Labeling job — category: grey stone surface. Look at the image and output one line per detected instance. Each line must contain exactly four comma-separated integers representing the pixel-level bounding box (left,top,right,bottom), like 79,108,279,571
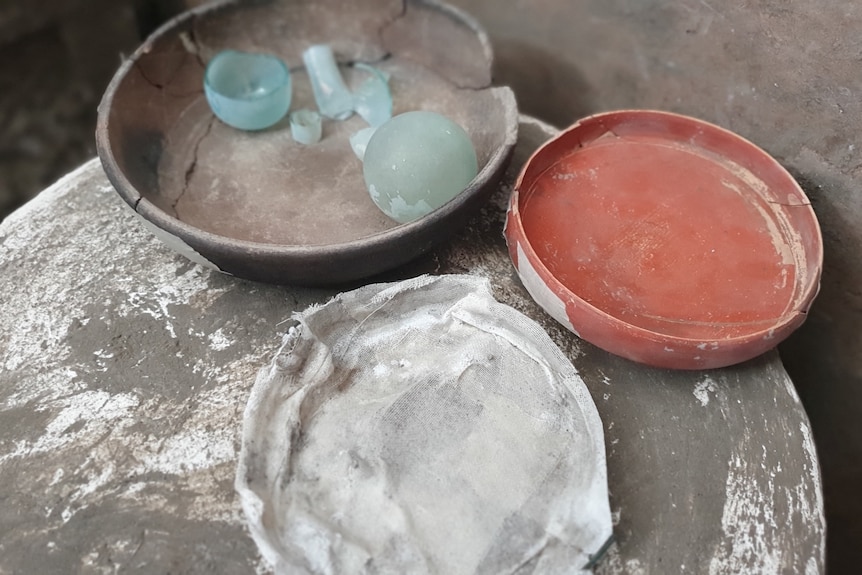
0,119,824,573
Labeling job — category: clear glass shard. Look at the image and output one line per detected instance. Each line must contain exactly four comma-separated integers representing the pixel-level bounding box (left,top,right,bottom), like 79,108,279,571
352,63,392,128
349,126,378,161
302,44,354,120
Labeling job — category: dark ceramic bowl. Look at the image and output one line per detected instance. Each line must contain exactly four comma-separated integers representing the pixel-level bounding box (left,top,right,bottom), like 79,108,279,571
506,110,823,369
97,0,517,285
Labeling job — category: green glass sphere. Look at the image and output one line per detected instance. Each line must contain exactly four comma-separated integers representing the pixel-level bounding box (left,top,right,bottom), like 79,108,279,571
363,111,478,224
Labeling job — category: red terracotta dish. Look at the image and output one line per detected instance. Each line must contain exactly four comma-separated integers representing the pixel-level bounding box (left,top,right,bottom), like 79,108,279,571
505,110,822,369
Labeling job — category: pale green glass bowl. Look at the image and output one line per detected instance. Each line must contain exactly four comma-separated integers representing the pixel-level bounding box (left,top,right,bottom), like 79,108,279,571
204,50,291,131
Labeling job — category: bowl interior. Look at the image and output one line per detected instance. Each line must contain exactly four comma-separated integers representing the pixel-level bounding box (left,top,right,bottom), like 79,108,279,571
99,0,515,254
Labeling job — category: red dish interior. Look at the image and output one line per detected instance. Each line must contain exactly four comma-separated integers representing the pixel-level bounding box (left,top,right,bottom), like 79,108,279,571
513,110,822,362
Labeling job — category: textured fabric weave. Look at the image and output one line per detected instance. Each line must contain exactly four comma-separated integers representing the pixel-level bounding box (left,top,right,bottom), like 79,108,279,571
236,275,612,574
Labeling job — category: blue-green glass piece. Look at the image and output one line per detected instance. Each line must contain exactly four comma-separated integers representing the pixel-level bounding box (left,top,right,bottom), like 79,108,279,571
204,50,291,131
290,109,322,145
352,63,392,128
303,44,353,120
363,111,478,224
349,126,377,160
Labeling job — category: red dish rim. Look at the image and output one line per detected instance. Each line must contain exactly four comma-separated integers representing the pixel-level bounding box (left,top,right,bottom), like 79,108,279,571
505,110,823,369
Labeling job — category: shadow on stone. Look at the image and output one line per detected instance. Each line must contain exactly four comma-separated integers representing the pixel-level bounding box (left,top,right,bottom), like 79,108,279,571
492,38,597,128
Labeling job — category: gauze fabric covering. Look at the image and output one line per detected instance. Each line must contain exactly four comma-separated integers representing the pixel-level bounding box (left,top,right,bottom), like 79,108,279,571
235,275,612,574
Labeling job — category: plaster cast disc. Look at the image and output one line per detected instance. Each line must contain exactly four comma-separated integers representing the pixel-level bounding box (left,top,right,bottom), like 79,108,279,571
236,274,612,574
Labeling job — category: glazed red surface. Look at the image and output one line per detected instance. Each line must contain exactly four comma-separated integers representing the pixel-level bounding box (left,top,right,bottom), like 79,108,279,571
508,111,822,368
520,135,797,340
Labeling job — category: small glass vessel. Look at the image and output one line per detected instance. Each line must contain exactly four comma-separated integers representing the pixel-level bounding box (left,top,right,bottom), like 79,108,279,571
289,109,323,145
204,50,291,131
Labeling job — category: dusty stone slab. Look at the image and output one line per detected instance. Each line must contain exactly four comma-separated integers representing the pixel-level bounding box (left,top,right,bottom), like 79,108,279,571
0,118,824,573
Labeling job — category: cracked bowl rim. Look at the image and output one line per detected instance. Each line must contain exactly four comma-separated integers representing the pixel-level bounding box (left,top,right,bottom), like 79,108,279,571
95,0,518,284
